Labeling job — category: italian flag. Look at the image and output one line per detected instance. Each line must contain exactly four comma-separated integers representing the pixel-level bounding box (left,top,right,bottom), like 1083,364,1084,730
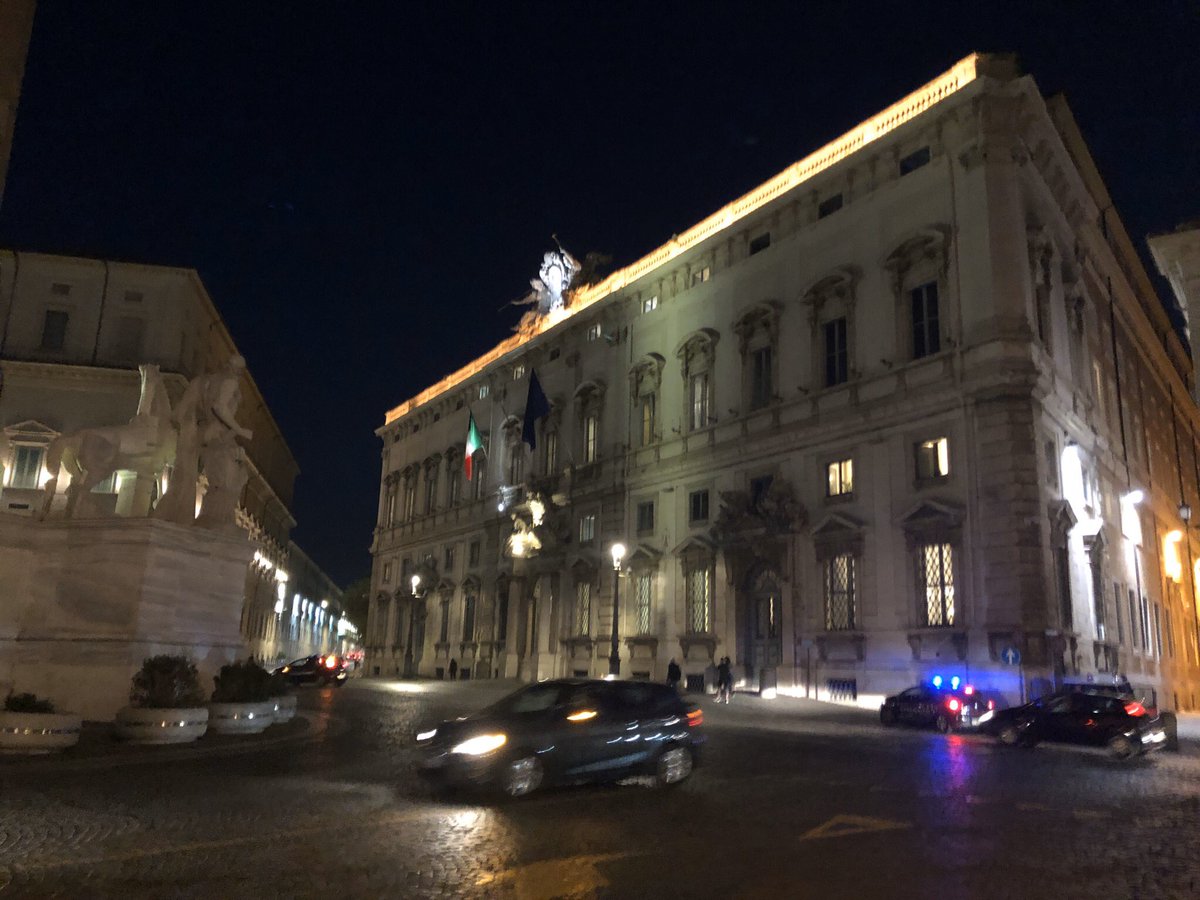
464,412,483,481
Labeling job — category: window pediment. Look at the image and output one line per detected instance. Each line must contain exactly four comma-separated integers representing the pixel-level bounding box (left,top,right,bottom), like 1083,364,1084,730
628,354,665,399
675,328,720,374
573,380,606,409
899,498,963,548
801,267,859,316
732,302,781,353
884,225,950,294
626,543,663,571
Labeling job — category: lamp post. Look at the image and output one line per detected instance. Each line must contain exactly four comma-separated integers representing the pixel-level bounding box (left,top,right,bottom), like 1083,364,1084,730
404,574,422,677
608,542,626,677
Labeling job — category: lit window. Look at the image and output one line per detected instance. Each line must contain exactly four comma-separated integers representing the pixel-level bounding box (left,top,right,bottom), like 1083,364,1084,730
639,394,656,447
826,459,853,497
635,574,653,634
691,265,711,286
919,543,955,627
586,323,602,342
824,554,857,630
636,500,655,533
916,437,949,480
575,581,591,635
478,384,490,400
583,414,598,463
686,566,711,633
899,146,931,176
642,295,659,314
9,445,44,489
513,364,526,380
579,513,596,543
749,233,771,255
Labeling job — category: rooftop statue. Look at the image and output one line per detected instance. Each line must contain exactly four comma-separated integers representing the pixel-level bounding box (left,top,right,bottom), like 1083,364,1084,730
529,247,580,315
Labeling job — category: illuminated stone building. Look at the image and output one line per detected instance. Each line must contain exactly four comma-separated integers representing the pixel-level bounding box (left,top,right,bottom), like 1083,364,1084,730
368,54,1200,711
0,250,345,665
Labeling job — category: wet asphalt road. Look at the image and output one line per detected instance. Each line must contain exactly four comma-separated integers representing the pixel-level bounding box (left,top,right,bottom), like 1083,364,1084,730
1,678,1198,899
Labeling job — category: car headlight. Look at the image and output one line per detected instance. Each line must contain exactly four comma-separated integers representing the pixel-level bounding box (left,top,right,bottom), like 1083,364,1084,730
978,710,994,724
450,733,507,756
416,728,437,742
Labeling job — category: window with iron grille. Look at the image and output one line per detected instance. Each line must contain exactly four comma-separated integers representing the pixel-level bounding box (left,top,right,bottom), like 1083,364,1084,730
824,554,857,630
575,581,591,635
686,566,711,633
911,282,940,358
463,595,476,642
826,459,853,497
635,574,653,634
636,500,655,533
824,317,848,386
919,542,955,626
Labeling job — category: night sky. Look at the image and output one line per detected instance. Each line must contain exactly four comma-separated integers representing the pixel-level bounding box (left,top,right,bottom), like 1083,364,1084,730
2,2,1197,586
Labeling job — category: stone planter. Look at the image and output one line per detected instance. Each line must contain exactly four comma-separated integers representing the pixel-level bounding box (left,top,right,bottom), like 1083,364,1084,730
271,694,298,724
207,701,275,735
116,706,209,744
0,711,84,754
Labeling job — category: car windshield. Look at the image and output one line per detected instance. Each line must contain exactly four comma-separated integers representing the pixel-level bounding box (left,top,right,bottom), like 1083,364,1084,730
287,658,311,668
482,683,568,716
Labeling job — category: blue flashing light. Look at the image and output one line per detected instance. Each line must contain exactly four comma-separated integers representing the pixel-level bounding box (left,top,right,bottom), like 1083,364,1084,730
931,675,943,688
950,676,961,690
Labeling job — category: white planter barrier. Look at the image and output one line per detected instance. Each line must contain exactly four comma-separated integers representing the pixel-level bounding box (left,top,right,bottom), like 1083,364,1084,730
0,711,83,754
115,706,209,744
208,701,275,735
272,694,297,724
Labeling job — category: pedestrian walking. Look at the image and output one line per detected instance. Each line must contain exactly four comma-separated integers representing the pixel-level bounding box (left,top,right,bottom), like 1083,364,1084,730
716,656,732,703
666,658,682,690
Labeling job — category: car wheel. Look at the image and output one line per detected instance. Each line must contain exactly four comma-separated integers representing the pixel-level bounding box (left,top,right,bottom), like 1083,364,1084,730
655,745,693,787
880,707,896,726
501,754,544,798
934,714,952,734
997,724,1021,747
1107,734,1137,762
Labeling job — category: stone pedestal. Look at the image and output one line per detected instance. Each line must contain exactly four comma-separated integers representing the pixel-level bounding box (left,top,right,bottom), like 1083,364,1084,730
0,512,253,720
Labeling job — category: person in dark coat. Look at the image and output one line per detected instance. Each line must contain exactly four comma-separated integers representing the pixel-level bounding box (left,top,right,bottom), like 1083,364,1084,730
448,658,458,680
666,658,682,689
716,657,732,703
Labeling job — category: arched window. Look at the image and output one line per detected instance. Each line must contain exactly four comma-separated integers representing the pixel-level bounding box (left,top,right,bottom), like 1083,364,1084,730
573,381,606,465
884,227,950,362
676,329,720,432
732,304,780,410
628,354,665,447
802,268,858,389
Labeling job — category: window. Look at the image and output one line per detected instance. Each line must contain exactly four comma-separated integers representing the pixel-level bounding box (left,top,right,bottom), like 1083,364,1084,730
689,489,710,523
919,542,955,626
508,445,524,484
586,323,602,342
579,513,596,543
115,316,145,359
826,459,853,497
439,598,450,643
818,194,843,218
447,466,461,506
1141,595,1151,655
424,466,438,513
468,540,481,567
583,413,598,463
575,581,591,635
749,233,771,255
750,346,773,409
478,384,490,400
824,554,857,630
512,364,526,380
548,348,560,361
9,445,44,489
639,394,656,447
40,310,68,351
1113,582,1125,645
916,437,949,480
382,561,392,584
689,372,710,431
443,546,455,571
1127,589,1139,651
635,574,653,634
911,281,940,358
403,477,417,519
50,282,71,296
384,486,397,526
823,317,848,386
642,295,659,314
463,595,477,642
686,566,711,633
899,146,931,176
691,265,711,286
636,500,655,533
543,430,558,473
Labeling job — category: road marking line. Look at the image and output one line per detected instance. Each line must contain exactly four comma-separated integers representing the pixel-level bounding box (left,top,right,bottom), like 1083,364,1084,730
799,814,910,841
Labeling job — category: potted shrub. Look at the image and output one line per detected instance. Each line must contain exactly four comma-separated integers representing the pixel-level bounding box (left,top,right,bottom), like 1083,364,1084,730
115,655,209,744
208,659,276,735
0,692,83,754
268,671,297,724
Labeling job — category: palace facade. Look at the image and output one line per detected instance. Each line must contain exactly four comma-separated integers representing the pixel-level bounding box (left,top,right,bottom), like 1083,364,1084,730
367,54,1200,711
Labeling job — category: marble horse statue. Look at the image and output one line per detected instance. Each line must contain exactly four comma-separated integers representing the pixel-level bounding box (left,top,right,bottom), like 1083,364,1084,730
39,364,175,519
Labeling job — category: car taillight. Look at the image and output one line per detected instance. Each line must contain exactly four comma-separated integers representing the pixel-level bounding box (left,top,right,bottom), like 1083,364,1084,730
946,698,961,712
324,656,339,669
1124,701,1146,717
687,708,703,727
987,700,995,710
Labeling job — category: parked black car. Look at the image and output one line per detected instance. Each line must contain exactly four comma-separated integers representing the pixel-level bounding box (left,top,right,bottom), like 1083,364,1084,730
879,682,995,732
416,678,704,797
983,690,1167,760
273,654,348,687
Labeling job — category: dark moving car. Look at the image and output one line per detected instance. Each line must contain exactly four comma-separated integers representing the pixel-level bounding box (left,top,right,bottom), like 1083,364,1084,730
416,678,704,797
984,690,1167,760
274,654,348,687
880,681,994,732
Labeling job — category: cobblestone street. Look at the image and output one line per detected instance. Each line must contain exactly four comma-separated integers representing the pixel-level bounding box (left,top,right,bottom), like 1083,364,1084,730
2,680,1199,899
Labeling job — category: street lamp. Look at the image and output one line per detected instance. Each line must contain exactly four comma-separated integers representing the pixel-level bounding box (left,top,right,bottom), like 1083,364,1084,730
608,542,626,678
404,574,422,677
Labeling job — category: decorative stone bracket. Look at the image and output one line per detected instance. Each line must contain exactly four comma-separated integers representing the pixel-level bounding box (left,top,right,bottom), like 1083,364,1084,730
907,630,968,661
678,633,719,660
815,632,865,662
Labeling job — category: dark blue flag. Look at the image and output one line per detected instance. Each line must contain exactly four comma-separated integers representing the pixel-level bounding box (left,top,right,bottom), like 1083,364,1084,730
522,369,551,449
